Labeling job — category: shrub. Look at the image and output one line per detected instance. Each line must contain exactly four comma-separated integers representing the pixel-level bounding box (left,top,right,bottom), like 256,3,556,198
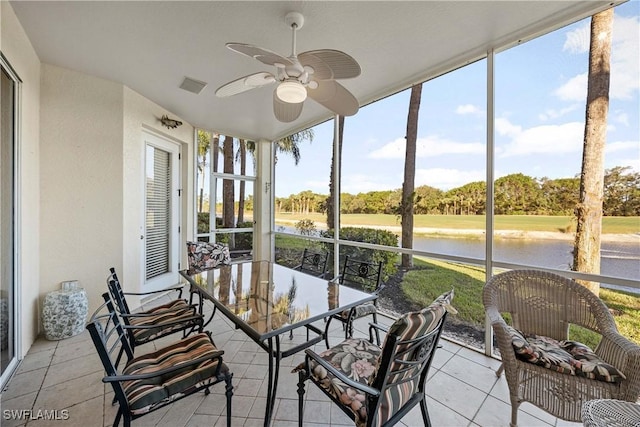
295,219,317,236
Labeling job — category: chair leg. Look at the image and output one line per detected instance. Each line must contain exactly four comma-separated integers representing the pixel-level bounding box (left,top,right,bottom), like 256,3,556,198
420,395,432,427
297,370,307,427
112,408,123,427
371,312,380,345
509,396,520,427
225,373,234,427
496,362,504,377
324,317,334,348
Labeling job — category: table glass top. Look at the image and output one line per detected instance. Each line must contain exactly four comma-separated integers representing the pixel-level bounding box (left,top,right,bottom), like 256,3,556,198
183,261,374,337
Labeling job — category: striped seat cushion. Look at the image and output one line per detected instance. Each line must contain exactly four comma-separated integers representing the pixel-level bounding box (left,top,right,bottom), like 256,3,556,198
122,333,228,415
129,299,200,344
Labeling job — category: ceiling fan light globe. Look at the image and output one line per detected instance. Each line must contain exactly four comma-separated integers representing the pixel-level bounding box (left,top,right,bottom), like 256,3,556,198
276,80,307,103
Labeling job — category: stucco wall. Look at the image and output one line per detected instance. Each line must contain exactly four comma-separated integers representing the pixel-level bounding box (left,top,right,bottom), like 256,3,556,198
3,2,196,354
121,88,194,306
1,1,42,355
40,64,124,316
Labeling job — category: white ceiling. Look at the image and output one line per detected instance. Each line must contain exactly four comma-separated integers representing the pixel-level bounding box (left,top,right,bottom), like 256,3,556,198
10,1,621,141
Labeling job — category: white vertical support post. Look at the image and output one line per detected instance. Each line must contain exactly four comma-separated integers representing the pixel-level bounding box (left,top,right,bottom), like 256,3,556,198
333,115,341,278
485,49,496,356
254,138,274,261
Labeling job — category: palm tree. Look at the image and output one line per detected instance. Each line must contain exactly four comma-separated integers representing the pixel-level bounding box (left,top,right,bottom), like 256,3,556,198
222,135,235,230
196,130,211,213
573,8,614,296
237,139,247,223
327,116,344,230
275,129,314,165
401,84,422,268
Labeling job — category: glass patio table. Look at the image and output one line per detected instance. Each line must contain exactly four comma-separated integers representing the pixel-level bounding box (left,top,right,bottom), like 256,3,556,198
179,260,376,427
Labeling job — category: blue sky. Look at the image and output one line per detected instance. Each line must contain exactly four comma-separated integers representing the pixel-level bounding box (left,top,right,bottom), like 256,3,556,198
274,2,639,198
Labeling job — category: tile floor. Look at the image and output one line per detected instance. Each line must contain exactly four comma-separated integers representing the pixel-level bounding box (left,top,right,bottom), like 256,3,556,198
1,291,584,427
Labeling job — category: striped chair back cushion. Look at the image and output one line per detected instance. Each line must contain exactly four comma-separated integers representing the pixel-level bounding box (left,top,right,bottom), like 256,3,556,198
373,289,454,427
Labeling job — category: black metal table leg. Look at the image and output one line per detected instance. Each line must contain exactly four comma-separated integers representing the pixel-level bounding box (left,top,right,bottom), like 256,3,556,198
264,336,282,427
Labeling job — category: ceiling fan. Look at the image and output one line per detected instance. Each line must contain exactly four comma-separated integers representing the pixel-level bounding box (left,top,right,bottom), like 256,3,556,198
215,12,361,123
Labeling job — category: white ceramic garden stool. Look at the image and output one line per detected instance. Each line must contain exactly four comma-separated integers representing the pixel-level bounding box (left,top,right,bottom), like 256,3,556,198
42,283,89,340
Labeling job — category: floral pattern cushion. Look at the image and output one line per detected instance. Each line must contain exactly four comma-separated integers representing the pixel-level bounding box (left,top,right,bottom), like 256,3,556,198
292,338,381,425
562,340,626,383
186,241,230,273
505,325,626,383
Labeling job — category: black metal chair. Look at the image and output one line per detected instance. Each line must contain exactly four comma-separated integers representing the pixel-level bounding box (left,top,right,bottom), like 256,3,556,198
87,293,233,427
293,248,329,278
106,267,204,357
324,256,384,347
296,290,454,427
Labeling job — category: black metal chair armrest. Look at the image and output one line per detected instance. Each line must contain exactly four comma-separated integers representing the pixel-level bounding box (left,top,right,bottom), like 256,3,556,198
368,322,389,343
102,352,225,383
304,349,380,397
123,286,184,299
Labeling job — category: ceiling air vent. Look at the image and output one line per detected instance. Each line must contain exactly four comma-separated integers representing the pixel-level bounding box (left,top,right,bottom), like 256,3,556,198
179,77,208,94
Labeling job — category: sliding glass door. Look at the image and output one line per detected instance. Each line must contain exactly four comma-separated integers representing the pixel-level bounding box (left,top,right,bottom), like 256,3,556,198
0,55,19,387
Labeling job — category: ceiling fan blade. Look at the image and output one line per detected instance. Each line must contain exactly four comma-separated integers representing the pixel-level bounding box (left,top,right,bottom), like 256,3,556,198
226,43,294,67
298,49,361,80
273,89,303,122
307,80,359,116
215,72,276,98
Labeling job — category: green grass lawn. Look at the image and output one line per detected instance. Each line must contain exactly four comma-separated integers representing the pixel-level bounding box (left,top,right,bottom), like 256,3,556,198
275,212,640,234
405,256,640,348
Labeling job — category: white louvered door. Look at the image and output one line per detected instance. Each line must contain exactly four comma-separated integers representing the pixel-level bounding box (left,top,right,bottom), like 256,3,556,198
143,132,180,292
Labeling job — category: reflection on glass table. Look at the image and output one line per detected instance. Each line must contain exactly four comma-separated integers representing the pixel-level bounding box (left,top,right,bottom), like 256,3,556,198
180,260,375,427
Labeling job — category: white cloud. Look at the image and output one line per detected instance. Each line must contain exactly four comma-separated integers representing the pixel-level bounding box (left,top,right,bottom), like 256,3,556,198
611,15,640,100
606,140,639,154
556,14,640,102
368,136,484,159
606,157,640,172
538,104,580,121
456,104,484,115
563,23,590,53
613,111,629,126
415,168,485,190
341,173,397,194
495,117,522,137
554,72,587,102
498,118,584,157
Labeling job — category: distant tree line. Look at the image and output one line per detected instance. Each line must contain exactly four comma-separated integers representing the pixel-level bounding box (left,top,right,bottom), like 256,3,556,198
275,166,639,216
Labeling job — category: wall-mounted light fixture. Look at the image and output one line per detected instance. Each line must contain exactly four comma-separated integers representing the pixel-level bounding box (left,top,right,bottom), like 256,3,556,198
160,115,183,129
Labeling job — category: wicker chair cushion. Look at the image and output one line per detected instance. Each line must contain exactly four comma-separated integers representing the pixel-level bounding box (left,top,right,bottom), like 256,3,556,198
505,325,626,383
293,338,382,425
123,333,228,415
129,300,199,344
186,241,230,273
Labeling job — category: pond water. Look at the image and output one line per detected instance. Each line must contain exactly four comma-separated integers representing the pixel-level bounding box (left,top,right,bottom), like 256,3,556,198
411,236,639,283
276,224,640,285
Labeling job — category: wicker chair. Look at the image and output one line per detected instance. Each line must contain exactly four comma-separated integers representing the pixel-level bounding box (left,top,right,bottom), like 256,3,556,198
483,269,640,427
